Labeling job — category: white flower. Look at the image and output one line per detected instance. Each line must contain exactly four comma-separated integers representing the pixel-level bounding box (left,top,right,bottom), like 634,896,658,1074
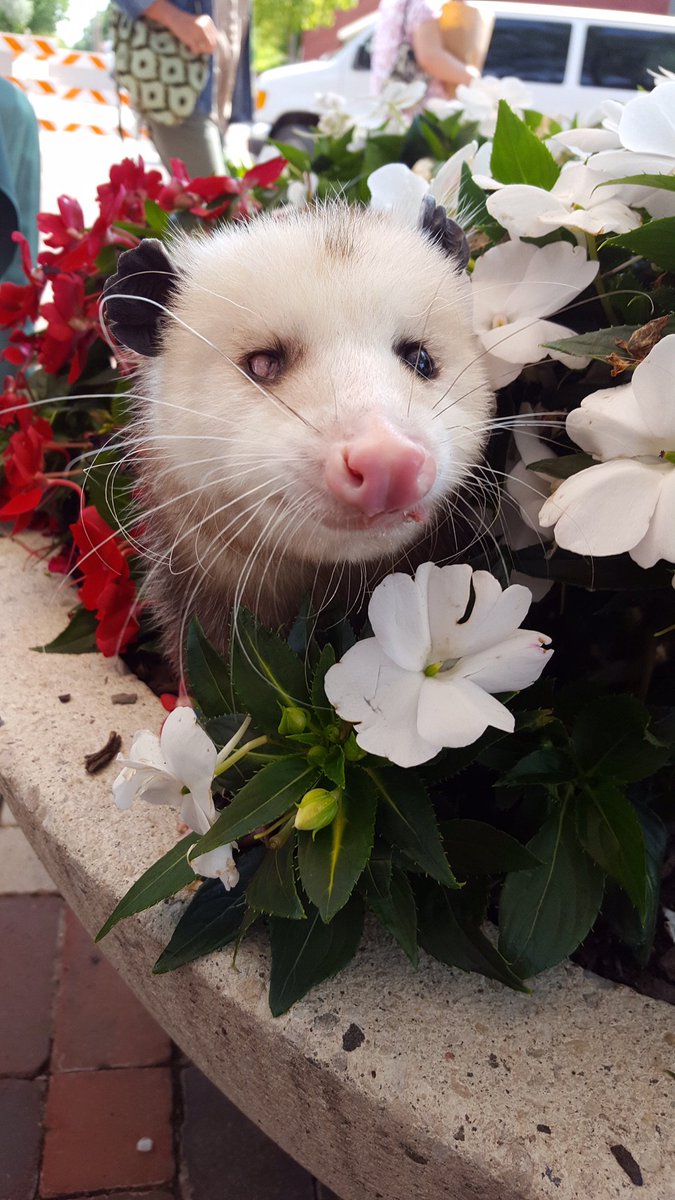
316,93,353,140
368,141,479,225
112,707,238,887
286,173,318,208
455,75,533,138
486,162,640,239
538,334,675,574
470,239,599,388
324,563,552,768
504,407,556,548
586,83,675,211
189,843,239,891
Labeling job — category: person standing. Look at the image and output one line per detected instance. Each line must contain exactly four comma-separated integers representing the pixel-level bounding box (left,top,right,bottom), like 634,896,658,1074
112,0,249,176
371,0,479,101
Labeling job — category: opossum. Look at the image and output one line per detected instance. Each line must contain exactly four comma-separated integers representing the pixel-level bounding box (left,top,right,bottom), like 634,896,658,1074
104,199,494,663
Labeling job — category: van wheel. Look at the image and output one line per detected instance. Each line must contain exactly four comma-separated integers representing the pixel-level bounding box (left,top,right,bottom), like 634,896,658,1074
269,121,316,155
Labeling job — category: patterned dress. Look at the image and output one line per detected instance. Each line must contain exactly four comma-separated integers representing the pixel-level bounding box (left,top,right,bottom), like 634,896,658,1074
370,0,446,98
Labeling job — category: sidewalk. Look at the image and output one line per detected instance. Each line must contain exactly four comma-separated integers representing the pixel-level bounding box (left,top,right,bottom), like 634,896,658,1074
0,798,340,1200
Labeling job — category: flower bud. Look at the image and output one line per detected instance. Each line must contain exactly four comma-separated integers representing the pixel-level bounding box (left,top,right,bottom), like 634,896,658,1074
307,744,327,767
278,706,308,736
294,788,340,833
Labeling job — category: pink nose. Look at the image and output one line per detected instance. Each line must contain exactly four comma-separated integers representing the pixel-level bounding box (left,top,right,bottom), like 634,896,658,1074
325,415,436,517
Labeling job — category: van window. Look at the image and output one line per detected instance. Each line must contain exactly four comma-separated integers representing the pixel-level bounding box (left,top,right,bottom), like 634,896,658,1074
483,18,571,84
581,26,675,90
352,34,372,72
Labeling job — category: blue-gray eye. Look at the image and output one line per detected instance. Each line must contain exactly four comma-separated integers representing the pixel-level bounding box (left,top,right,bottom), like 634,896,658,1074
398,342,435,379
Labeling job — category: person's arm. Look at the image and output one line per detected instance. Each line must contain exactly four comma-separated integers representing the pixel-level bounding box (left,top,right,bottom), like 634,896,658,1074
115,0,219,54
412,19,479,87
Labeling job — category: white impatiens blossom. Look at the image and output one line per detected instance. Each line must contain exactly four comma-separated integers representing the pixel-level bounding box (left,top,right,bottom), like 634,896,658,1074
486,162,640,239
539,334,675,575
324,563,552,768
454,75,533,137
368,140,479,223
470,239,599,388
112,707,238,888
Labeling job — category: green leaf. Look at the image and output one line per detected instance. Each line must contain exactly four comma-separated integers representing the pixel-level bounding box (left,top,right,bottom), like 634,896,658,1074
35,607,98,654
153,876,246,973
498,747,576,788
457,161,504,241
186,618,233,717
604,173,675,193
311,644,336,725
96,833,199,941
490,100,560,189
542,325,641,362
268,895,364,1015
246,834,305,919
368,867,418,965
298,771,376,922
498,804,604,977
321,745,345,789
360,842,393,900
369,767,459,888
419,880,528,991
192,756,319,853
576,784,647,918
605,217,675,271
85,448,133,530
144,198,170,237
231,608,309,735
441,819,542,876
572,695,669,783
527,453,595,480
271,140,312,172
606,807,667,966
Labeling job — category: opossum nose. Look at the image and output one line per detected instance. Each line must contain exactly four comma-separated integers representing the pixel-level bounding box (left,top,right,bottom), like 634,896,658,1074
325,421,436,517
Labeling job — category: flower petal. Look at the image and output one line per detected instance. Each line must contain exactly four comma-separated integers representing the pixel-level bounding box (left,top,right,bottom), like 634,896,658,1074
631,334,675,445
486,185,569,240
367,163,428,225
119,729,167,772
417,674,514,748
565,383,651,458
424,562,473,662
618,82,675,158
509,242,598,321
190,844,239,889
539,459,665,556
160,707,217,796
368,569,431,671
455,628,553,693
325,639,437,767
448,572,533,658
629,466,675,569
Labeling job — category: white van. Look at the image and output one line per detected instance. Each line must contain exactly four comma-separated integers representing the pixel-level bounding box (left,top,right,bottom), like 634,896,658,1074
252,2,675,146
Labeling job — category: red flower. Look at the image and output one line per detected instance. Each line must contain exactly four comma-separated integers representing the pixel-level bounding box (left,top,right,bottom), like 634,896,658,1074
98,157,163,226
0,233,46,327
70,506,140,655
0,375,29,428
39,275,100,383
157,156,287,221
0,409,52,523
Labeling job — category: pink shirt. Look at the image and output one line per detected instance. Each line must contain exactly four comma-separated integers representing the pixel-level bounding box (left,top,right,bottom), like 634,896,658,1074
370,0,445,96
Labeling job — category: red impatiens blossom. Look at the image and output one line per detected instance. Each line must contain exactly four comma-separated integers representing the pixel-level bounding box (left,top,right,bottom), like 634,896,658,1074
38,274,101,383
0,409,53,523
0,234,46,328
0,375,29,428
157,156,287,221
98,157,164,226
70,505,140,656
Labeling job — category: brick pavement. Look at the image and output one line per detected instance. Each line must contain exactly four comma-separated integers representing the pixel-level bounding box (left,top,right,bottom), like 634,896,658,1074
0,797,342,1200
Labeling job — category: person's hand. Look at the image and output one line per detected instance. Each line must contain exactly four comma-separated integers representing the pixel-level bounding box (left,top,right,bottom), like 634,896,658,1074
173,12,219,54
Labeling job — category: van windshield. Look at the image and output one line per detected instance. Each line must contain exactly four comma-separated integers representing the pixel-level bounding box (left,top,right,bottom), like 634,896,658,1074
483,17,571,83
582,25,675,90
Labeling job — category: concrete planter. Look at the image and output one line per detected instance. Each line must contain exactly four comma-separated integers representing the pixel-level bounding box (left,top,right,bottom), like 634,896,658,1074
1,535,673,1200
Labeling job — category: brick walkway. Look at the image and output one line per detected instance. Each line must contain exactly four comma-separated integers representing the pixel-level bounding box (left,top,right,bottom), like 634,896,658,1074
0,798,340,1200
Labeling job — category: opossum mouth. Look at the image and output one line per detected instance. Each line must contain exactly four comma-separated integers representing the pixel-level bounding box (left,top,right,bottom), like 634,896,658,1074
321,504,430,533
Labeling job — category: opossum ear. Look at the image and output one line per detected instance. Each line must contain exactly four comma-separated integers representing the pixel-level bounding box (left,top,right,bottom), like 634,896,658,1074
419,195,470,271
103,238,177,356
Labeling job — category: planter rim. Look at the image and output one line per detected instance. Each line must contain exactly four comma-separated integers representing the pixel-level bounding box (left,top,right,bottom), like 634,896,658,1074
0,534,672,1200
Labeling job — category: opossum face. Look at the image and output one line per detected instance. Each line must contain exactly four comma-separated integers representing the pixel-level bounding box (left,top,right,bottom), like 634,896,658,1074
107,205,493,576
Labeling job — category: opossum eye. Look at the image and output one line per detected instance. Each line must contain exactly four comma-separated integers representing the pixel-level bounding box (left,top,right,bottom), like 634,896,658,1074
247,351,282,381
397,342,435,379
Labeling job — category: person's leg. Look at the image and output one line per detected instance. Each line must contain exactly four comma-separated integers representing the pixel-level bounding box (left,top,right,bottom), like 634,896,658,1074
145,112,224,176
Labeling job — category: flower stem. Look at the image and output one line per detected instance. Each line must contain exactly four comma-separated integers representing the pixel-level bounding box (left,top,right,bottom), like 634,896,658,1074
213,735,268,778
586,234,617,326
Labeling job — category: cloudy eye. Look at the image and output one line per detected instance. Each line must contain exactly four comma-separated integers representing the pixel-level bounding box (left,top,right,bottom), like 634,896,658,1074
397,342,436,379
247,351,281,381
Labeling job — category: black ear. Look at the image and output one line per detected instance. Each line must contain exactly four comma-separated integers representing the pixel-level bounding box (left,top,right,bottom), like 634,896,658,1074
103,238,178,356
419,195,470,272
